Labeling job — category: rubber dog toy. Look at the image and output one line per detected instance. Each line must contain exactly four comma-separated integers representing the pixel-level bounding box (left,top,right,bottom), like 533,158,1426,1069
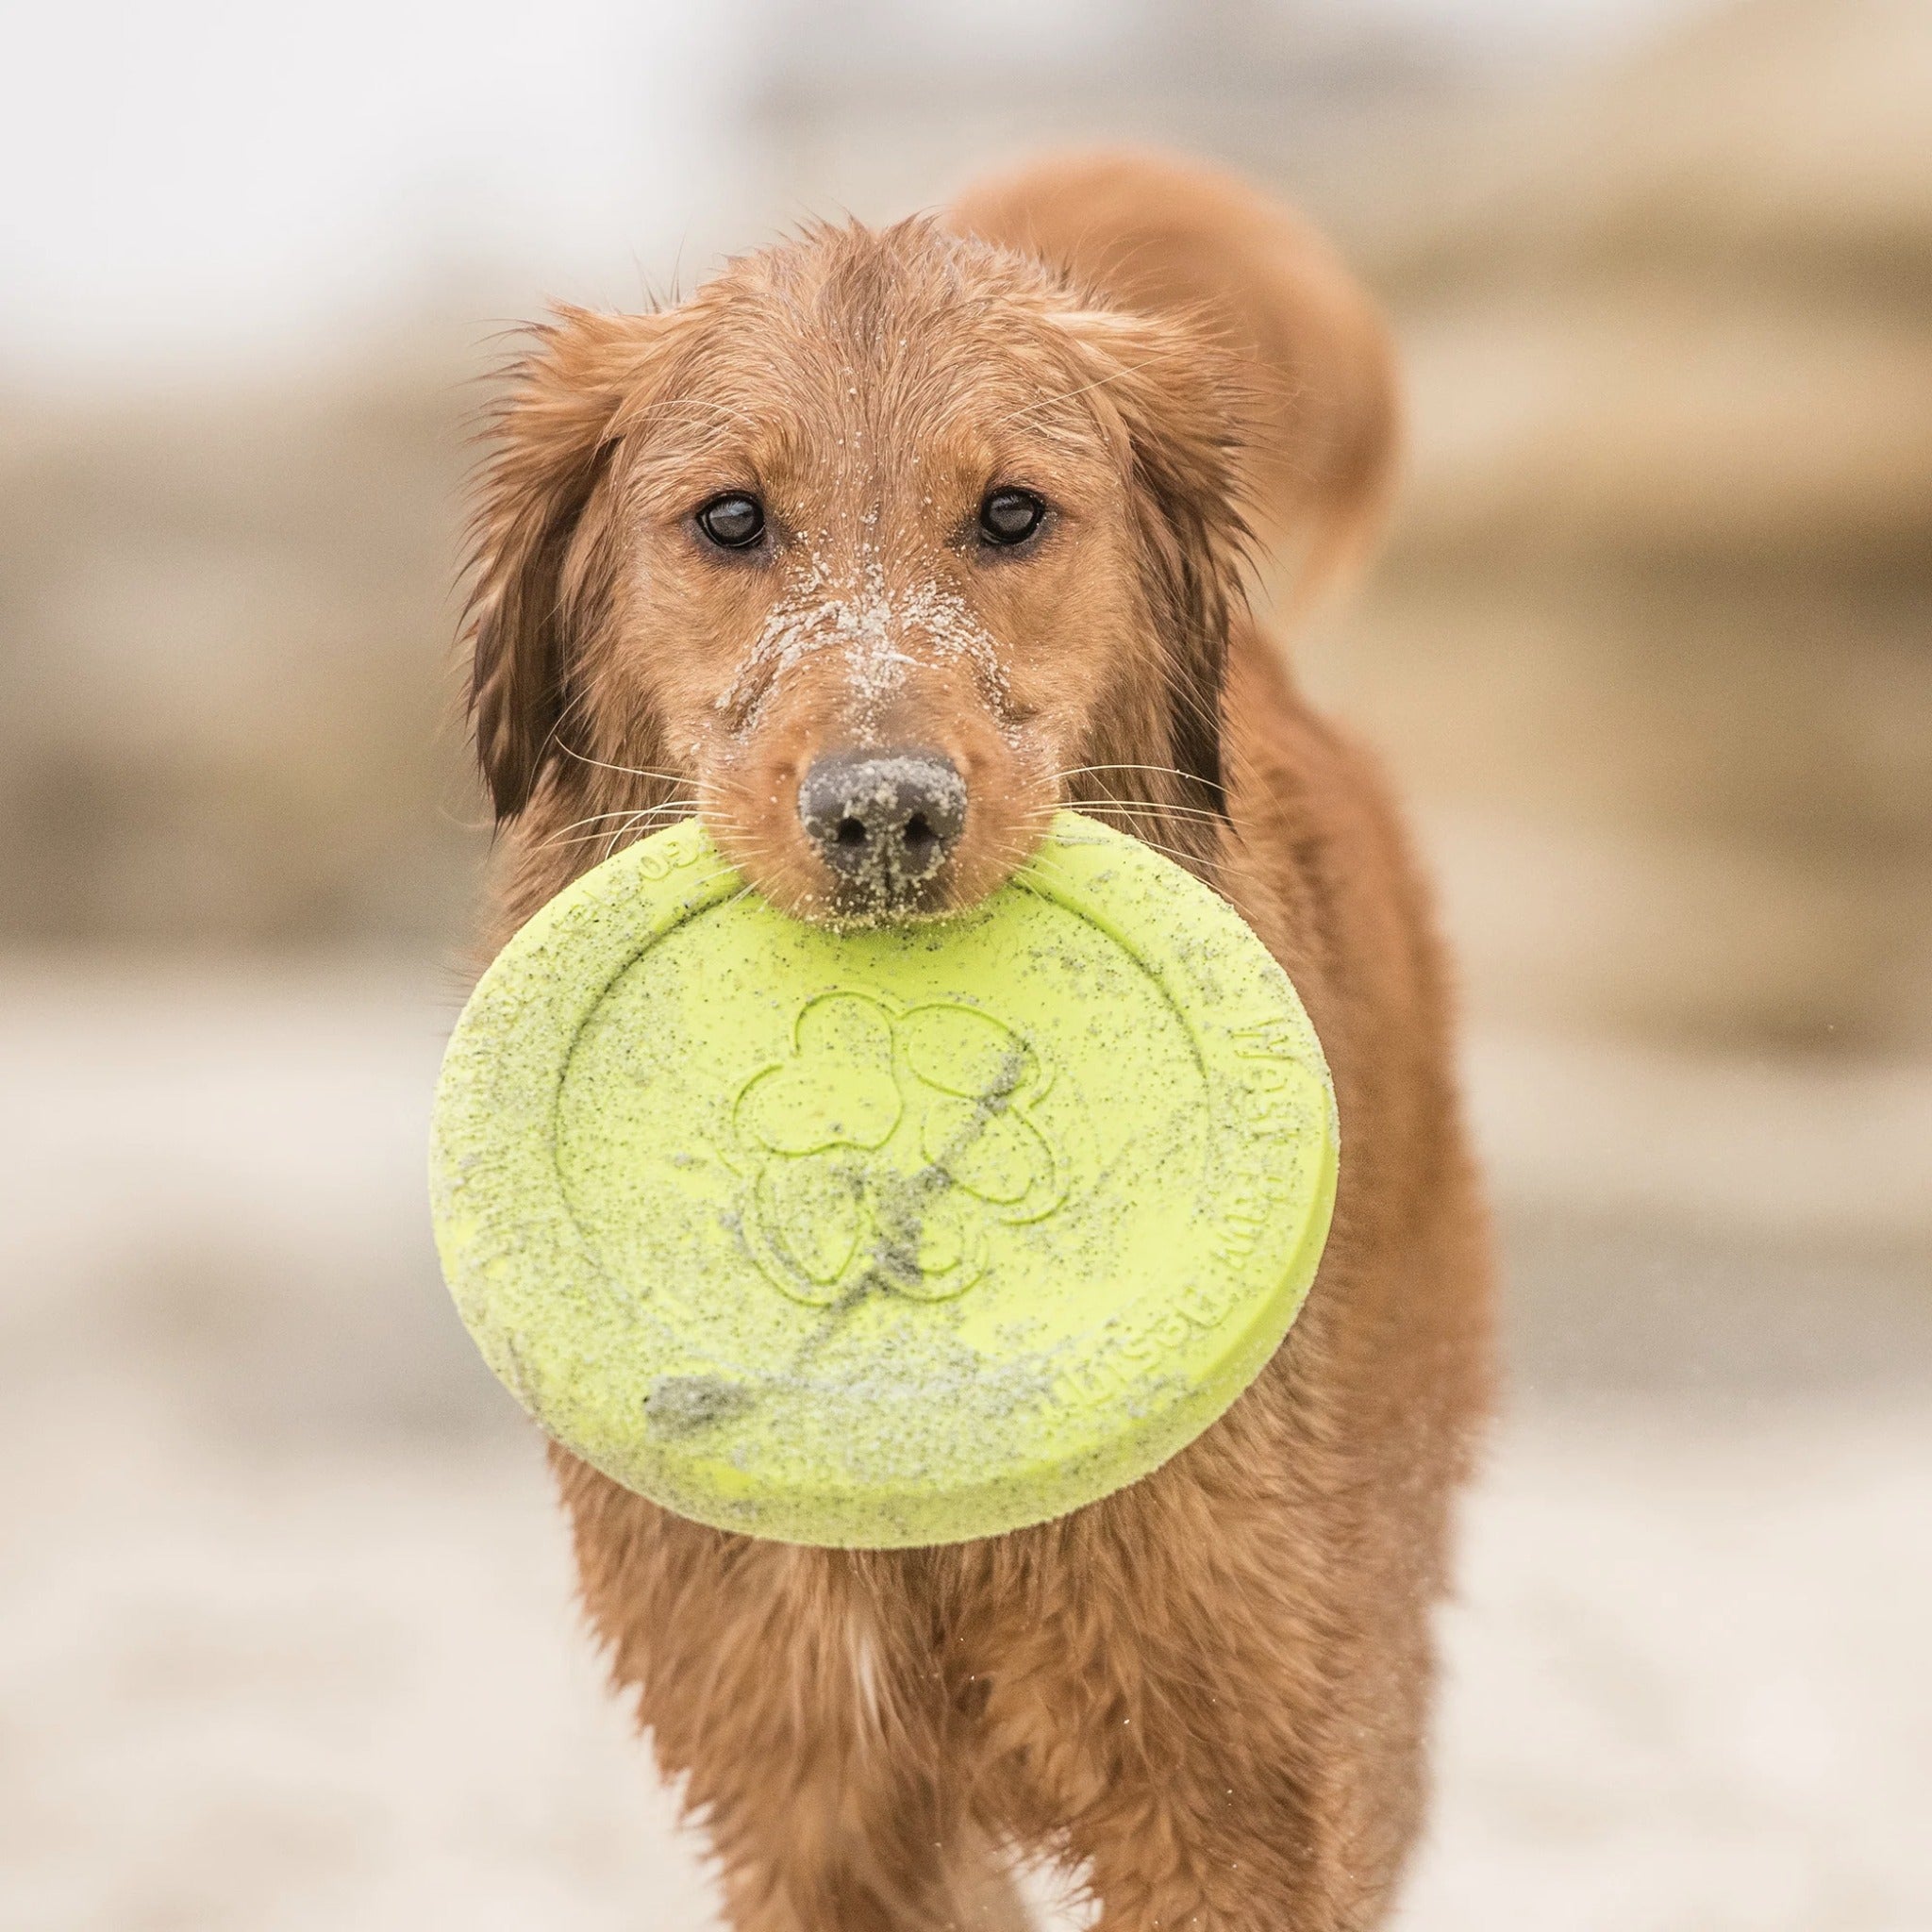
430,811,1337,1547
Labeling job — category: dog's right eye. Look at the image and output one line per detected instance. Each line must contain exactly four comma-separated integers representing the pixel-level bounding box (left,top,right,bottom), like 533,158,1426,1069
695,493,766,551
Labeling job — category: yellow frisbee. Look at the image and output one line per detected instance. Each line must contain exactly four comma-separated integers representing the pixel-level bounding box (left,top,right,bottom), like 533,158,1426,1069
429,811,1337,1547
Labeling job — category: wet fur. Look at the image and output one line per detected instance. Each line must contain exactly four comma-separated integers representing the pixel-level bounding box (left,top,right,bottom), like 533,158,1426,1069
463,150,1491,1929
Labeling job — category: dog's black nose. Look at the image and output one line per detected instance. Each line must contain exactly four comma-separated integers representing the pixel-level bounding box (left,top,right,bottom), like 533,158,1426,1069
798,750,967,897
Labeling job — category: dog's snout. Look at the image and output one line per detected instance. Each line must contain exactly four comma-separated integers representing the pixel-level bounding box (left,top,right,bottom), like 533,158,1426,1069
798,750,967,898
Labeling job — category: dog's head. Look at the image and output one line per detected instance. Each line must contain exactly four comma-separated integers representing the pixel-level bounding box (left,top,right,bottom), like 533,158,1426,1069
467,218,1249,923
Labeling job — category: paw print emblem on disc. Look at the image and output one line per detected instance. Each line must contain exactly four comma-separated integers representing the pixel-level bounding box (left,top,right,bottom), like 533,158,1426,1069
732,991,1063,1306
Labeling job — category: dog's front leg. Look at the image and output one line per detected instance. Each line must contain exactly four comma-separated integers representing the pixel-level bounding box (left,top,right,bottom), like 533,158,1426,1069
553,1452,1032,1929
988,1632,1392,1932
967,1424,1428,1930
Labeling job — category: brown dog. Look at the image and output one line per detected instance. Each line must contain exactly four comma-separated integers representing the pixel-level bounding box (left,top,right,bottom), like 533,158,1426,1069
463,150,1491,1931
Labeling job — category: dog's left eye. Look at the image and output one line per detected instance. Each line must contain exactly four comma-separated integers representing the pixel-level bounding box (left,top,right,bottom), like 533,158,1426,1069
978,488,1047,547
695,492,767,551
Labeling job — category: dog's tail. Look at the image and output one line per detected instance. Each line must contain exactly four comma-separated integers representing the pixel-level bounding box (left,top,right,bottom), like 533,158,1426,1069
950,149,1400,612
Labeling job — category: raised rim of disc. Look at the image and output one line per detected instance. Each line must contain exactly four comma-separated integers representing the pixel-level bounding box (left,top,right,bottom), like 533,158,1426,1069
430,811,1337,1546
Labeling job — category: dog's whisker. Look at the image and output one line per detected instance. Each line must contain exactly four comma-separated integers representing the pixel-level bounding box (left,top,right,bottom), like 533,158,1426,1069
676,865,749,899
1056,762,1229,796
534,824,651,856
540,804,699,843
540,832,650,855
612,393,759,441
1072,805,1231,830
553,741,714,791
1040,795,1230,822
993,344,1191,431
1034,814,1229,874
1158,842,1235,875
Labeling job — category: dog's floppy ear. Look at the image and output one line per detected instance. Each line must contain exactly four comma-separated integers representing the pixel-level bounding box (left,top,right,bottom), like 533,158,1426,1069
1055,306,1250,825
465,307,675,820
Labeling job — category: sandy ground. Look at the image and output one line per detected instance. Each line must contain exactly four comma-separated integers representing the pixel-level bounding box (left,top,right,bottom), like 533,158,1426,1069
3,959,1928,1931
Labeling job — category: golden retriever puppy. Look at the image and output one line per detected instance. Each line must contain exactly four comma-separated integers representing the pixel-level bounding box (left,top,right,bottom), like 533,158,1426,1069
463,149,1491,1931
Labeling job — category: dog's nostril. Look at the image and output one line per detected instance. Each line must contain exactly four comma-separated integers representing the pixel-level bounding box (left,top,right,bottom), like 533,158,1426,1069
798,750,967,897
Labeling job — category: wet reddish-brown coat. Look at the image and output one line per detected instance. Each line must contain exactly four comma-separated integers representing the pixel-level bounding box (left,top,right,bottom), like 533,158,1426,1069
465,152,1491,1930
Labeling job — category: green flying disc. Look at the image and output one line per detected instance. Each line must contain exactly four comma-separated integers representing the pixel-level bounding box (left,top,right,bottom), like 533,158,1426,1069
430,811,1336,1548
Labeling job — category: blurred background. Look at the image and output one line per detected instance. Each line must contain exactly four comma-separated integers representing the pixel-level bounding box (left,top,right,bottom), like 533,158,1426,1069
3,1,1927,1926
